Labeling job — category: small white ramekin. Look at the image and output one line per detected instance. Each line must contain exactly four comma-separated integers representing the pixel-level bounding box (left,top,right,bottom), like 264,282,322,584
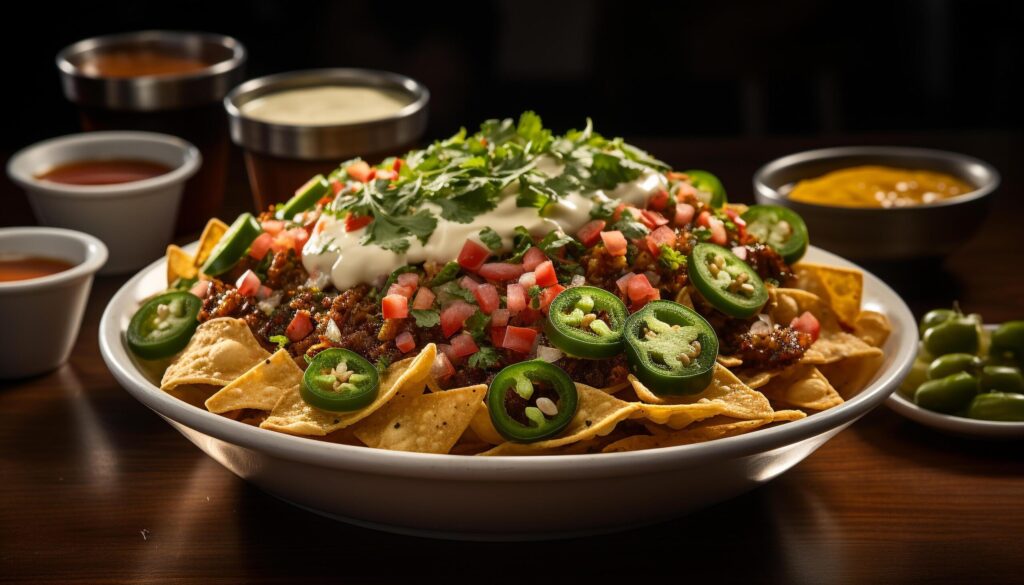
0,227,108,379
6,131,201,274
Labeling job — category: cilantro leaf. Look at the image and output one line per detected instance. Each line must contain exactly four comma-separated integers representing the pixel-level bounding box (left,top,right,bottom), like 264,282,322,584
411,309,440,328
659,245,687,271
588,152,643,190
465,310,491,340
437,281,476,303
479,227,503,251
268,335,289,350
427,261,461,287
468,346,501,369
433,188,499,224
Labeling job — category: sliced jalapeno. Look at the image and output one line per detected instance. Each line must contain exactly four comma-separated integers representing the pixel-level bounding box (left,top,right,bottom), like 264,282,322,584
300,348,380,412
126,291,202,360
543,286,627,359
913,371,978,414
684,169,727,208
276,174,330,221
688,242,768,318
624,300,719,395
200,213,262,276
487,361,579,443
740,205,809,264
967,392,1024,421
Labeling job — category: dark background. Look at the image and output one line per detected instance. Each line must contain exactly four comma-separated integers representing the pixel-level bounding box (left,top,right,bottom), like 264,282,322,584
3,0,1020,150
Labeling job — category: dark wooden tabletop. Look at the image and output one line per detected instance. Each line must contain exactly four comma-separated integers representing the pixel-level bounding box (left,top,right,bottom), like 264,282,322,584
2,132,1022,584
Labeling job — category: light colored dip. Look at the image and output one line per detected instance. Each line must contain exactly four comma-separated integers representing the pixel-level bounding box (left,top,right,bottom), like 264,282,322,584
303,157,666,290
240,86,412,126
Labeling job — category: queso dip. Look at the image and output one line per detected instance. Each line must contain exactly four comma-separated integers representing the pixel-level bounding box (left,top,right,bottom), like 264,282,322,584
240,86,412,126
788,165,975,208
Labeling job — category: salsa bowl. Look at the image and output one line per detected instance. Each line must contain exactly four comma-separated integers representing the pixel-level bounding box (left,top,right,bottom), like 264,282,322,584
99,244,916,539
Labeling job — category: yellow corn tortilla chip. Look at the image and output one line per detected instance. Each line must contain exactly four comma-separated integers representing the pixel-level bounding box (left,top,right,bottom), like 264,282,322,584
205,349,303,414
802,333,883,365
166,244,197,286
773,288,882,365
603,408,806,452
165,384,219,408
352,384,484,454
160,318,271,391
737,370,774,389
717,355,743,368
853,310,891,347
794,262,864,326
259,344,436,436
758,365,844,411
629,365,774,429
194,218,229,269
468,401,505,445
478,384,639,455
818,352,885,399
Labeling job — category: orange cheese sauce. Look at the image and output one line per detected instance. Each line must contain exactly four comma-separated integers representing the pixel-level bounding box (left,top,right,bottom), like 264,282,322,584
788,165,975,208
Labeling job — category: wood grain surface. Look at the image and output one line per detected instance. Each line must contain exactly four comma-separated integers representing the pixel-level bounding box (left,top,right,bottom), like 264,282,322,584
2,132,1021,584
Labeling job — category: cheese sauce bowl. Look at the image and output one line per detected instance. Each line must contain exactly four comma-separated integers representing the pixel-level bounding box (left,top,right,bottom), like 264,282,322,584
225,69,429,210
753,146,999,261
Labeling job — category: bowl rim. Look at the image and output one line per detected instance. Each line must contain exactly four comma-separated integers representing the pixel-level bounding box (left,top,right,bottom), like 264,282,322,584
99,245,917,481
6,131,202,199
0,227,108,293
752,145,1001,212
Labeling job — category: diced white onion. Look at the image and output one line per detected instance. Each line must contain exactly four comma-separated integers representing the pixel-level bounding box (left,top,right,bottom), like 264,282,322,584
644,271,661,286
519,271,537,288
732,246,748,260
536,345,564,363
325,318,342,343
569,274,586,288
257,291,283,315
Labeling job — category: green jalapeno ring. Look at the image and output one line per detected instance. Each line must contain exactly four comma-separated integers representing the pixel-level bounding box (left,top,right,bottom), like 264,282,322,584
126,291,202,360
740,204,809,264
687,242,768,319
684,169,727,208
623,300,719,396
487,361,579,443
201,213,263,276
276,174,330,221
300,348,380,412
543,286,628,359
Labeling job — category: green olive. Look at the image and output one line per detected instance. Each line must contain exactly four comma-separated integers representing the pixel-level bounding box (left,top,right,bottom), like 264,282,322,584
919,309,957,338
990,321,1024,369
922,318,980,357
926,353,983,380
979,365,1024,395
966,392,1024,422
899,357,930,399
913,372,978,414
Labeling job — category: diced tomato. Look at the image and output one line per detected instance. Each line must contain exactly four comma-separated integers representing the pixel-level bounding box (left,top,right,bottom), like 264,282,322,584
516,307,543,326
649,189,670,211
641,210,669,227
366,168,377,181
646,225,677,256
330,179,344,195
709,216,728,245
431,353,455,380
539,284,566,313
457,240,490,272
478,262,525,281
674,182,697,201
616,272,636,295
261,220,285,235
287,227,309,257
256,285,274,300
490,325,507,347
791,311,821,343
697,211,712,228
396,272,419,289
601,230,628,257
344,213,372,232
249,232,274,260
285,310,314,342
674,203,696,226
412,286,435,310
388,283,415,299
190,280,211,299
576,220,606,247
235,269,261,297
534,261,558,287
382,294,409,319
346,161,373,182
440,301,477,338
491,308,510,327
611,202,628,221
627,273,655,302
502,326,538,353
392,158,404,172
724,208,748,240
522,247,547,272
506,283,527,314
450,332,479,357
473,283,500,315
438,343,458,362
460,275,481,292
395,331,416,353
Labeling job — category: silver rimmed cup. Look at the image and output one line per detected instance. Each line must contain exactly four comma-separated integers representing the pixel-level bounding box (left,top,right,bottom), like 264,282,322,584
224,68,429,210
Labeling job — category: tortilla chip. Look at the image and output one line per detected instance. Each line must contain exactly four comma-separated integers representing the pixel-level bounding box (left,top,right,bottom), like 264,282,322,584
165,384,219,408
773,288,882,365
603,417,769,452
853,310,891,347
802,332,883,365
737,370,774,389
166,245,197,286
160,318,271,391
194,218,229,269
717,355,743,368
794,262,864,326
352,384,484,454
630,365,774,429
259,344,436,436
468,401,505,445
771,409,808,422
758,365,844,411
205,349,303,414
478,384,639,455
818,352,885,398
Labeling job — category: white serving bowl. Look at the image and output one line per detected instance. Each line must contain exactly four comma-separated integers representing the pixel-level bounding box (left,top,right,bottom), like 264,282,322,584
6,131,201,274
1,227,107,378
99,245,916,540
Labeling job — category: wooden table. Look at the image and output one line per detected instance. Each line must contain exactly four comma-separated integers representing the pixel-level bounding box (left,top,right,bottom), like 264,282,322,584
2,133,1022,584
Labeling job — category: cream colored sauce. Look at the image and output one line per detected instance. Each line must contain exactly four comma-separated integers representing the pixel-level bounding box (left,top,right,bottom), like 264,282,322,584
303,156,666,290
240,86,411,126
